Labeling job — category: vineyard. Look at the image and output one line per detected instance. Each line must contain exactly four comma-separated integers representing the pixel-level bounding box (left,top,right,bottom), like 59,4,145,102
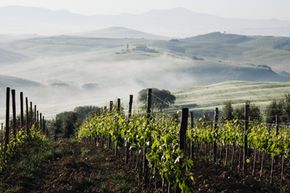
0,87,48,156
0,87,290,193
78,89,290,193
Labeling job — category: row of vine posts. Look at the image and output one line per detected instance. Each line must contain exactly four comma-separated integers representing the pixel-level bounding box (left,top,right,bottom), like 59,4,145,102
0,87,47,155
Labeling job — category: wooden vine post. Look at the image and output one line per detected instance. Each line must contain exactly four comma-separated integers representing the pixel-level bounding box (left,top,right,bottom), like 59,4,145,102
20,92,24,128
243,103,249,175
270,115,279,184
114,98,121,156
117,98,121,112
180,108,189,151
36,111,39,129
189,111,194,158
275,114,279,136
4,87,10,149
213,108,219,163
39,113,42,131
125,95,133,163
34,105,37,124
177,108,189,193
108,101,113,149
30,102,33,126
143,88,152,185
128,95,133,120
25,97,29,132
11,89,17,137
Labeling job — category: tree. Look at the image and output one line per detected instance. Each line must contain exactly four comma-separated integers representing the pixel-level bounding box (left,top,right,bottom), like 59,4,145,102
234,102,262,122
265,99,284,123
222,101,234,120
55,112,78,138
138,88,176,111
49,106,100,138
282,94,290,122
74,106,100,127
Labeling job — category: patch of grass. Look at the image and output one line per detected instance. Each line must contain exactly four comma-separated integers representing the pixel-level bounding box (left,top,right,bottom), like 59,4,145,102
80,147,90,158
0,137,70,193
174,81,290,112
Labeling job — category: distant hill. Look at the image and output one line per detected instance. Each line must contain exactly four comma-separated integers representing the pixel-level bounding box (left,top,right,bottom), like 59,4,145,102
183,32,253,44
0,48,27,64
1,6,290,37
152,32,290,72
183,32,290,51
76,27,169,40
0,33,289,86
0,75,41,88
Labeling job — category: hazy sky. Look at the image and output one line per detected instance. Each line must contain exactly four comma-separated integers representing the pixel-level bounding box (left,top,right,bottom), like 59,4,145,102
0,0,289,20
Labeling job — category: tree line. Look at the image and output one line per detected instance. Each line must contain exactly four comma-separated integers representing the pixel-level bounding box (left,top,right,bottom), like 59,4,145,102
223,94,290,123
48,88,290,139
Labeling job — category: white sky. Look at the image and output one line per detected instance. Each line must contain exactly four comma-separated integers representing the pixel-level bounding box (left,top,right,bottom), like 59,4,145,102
0,0,289,20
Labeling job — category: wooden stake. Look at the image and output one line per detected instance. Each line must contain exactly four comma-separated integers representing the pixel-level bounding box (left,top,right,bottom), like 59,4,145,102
125,95,133,163
128,95,133,120
117,98,121,113
30,101,33,125
11,89,17,137
20,92,24,128
34,105,37,124
213,108,219,163
25,97,29,131
243,103,249,175
5,87,10,148
179,108,189,151
143,88,152,185
36,110,39,129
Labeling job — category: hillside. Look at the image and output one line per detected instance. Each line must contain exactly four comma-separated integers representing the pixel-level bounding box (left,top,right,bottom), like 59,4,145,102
152,32,290,72
76,27,169,40
0,33,289,119
0,34,289,84
174,81,290,113
0,75,41,88
0,48,27,64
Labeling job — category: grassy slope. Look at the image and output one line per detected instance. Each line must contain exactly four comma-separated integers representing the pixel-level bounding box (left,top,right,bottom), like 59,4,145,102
173,81,290,113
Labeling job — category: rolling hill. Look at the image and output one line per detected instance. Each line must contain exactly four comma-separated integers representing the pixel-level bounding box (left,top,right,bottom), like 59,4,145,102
0,75,41,88
150,32,290,72
0,31,289,119
76,27,169,40
0,48,27,64
0,33,289,86
173,81,290,113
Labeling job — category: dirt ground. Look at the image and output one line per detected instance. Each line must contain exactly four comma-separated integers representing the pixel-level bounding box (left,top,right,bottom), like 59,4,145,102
1,139,287,193
33,141,143,193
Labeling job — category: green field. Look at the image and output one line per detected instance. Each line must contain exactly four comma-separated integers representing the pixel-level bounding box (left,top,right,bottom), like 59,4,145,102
173,81,290,113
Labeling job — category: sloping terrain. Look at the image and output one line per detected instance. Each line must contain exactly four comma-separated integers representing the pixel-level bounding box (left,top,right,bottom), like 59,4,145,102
151,32,290,72
0,48,27,64
0,32,289,119
76,26,169,40
174,81,290,112
0,75,41,88
0,34,289,85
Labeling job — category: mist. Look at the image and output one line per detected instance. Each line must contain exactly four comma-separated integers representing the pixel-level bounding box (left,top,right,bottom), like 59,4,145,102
0,48,199,122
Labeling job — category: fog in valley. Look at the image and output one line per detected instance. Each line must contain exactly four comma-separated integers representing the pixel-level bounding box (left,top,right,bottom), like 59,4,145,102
0,3,290,121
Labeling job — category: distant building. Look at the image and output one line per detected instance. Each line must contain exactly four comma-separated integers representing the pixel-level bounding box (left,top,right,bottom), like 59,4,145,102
134,44,148,51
